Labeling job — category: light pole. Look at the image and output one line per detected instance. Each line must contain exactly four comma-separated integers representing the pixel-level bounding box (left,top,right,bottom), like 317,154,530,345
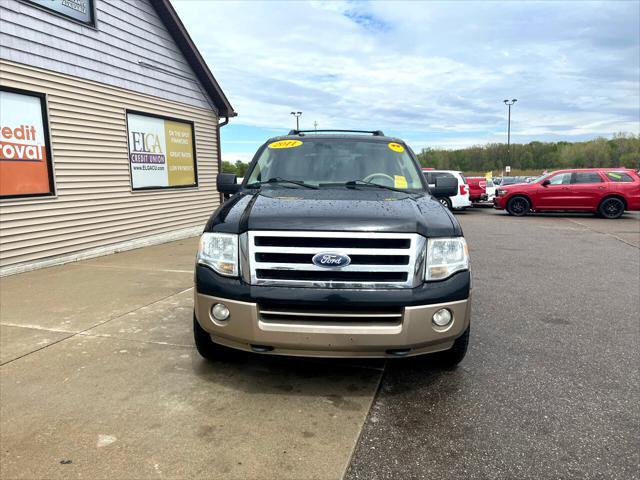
290,111,302,131
503,99,517,167
314,120,318,131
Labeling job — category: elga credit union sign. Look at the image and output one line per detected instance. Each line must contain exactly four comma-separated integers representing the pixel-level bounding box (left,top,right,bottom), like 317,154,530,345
126,112,197,190
0,89,54,198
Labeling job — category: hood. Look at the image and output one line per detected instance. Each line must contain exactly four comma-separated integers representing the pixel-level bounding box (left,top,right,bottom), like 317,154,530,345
205,187,461,237
499,182,536,191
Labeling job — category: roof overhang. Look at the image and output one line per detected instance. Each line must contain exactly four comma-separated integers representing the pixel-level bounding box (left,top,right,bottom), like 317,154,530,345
152,0,237,118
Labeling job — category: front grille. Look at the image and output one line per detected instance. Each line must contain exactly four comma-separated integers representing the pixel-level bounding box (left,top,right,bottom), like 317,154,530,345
245,231,425,288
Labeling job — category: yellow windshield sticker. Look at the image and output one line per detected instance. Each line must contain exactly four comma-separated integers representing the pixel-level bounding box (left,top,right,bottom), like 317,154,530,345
388,142,405,153
268,140,303,149
394,175,408,188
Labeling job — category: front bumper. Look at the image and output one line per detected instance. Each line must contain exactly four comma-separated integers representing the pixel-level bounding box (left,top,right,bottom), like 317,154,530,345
493,195,506,209
194,292,471,359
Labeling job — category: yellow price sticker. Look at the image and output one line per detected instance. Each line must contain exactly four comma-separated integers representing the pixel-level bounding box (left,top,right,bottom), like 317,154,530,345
394,175,408,188
388,142,405,153
268,140,303,149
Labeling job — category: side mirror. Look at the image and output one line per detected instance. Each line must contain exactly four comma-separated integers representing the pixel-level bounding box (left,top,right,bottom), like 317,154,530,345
431,176,458,197
217,173,241,195
542,179,550,187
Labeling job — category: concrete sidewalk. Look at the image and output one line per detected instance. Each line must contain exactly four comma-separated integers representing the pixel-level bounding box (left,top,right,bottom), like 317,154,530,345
0,237,381,480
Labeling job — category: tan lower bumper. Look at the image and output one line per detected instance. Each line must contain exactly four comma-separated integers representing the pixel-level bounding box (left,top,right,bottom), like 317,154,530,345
194,293,471,358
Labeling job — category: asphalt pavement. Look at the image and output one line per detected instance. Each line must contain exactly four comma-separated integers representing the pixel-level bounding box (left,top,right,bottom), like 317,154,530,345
346,209,640,480
1,208,638,479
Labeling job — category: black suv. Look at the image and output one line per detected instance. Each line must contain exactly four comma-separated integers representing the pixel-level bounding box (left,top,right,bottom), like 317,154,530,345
194,130,471,366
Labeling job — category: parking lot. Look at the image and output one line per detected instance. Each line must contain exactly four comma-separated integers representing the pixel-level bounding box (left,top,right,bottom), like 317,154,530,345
1,208,638,479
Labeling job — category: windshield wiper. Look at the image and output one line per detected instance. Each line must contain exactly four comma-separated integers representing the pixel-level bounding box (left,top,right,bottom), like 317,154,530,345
344,179,414,195
246,177,319,189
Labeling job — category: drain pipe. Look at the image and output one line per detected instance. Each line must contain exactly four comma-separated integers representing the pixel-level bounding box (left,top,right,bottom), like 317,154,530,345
217,116,230,204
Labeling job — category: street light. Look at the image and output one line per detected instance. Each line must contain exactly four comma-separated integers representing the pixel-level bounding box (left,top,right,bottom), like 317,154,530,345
503,99,517,167
290,111,302,131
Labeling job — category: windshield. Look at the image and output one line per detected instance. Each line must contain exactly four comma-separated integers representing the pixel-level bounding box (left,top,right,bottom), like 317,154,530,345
246,138,424,190
531,173,551,183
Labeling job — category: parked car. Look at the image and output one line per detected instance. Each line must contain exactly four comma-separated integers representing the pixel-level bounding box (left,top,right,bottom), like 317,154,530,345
499,176,522,187
196,130,471,366
422,169,472,210
494,168,640,218
485,178,496,201
466,177,487,202
466,176,496,204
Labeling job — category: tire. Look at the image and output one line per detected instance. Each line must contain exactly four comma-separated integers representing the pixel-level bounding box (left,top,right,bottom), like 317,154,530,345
438,197,452,210
506,196,530,216
193,314,237,361
433,326,470,368
598,197,625,219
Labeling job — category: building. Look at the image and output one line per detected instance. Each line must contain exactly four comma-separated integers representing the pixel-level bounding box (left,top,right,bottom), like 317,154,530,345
0,0,236,276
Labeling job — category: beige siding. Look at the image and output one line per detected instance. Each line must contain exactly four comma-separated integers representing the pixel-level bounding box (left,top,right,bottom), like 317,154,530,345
0,60,220,269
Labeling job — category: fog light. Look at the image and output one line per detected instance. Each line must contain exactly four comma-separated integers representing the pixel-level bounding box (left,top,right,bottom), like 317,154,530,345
432,308,452,327
211,303,230,321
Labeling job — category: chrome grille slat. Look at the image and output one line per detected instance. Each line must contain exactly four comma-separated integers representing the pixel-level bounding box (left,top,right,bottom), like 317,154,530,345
252,246,412,255
254,263,409,272
247,230,425,289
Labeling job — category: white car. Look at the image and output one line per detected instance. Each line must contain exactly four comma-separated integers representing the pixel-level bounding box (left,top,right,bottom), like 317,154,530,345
485,178,496,202
422,169,472,210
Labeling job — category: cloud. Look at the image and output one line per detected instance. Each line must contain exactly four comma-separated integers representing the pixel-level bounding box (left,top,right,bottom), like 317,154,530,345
172,0,640,149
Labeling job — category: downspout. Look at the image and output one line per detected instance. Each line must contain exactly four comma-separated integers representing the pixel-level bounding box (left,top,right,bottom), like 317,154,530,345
217,115,230,204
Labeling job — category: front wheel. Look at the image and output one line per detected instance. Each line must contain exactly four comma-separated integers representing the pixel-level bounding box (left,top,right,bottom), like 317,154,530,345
506,196,530,216
438,197,452,210
434,327,469,368
193,314,237,361
598,197,625,219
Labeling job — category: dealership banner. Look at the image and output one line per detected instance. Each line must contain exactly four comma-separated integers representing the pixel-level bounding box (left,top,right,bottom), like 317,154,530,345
0,89,54,198
126,113,197,190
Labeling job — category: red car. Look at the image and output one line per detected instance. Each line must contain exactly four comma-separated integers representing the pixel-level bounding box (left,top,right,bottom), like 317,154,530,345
467,177,487,202
493,168,640,218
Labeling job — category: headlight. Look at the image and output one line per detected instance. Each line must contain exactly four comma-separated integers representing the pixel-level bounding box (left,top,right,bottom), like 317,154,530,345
425,237,469,281
496,189,507,196
197,232,239,277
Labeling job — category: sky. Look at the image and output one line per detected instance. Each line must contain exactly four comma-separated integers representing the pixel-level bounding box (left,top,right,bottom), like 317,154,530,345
171,0,640,163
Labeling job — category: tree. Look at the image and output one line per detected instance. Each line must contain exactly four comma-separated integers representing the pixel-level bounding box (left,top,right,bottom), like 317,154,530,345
416,133,639,172
221,160,250,177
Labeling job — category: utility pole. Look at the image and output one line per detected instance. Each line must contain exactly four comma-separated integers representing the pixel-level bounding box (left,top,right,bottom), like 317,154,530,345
290,111,302,131
503,99,517,167
313,121,318,131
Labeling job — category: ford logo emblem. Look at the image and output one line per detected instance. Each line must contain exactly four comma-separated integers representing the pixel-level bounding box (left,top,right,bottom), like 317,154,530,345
312,252,351,268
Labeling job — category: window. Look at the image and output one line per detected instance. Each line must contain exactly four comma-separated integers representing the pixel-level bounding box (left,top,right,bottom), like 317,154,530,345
126,111,198,191
430,172,455,185
605,172,634,183
573,172,603,184
25,0,95,26
547,173,572,185
0,87,55,199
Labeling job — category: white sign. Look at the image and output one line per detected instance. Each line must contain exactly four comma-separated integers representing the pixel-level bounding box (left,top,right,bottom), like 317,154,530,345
505,166,511,173
126,113,196,190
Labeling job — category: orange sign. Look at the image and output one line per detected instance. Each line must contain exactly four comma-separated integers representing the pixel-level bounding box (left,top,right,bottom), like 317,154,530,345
0,90,53,198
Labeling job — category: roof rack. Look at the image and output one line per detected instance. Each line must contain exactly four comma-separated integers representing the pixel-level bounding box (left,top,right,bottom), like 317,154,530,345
288,129,385,136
